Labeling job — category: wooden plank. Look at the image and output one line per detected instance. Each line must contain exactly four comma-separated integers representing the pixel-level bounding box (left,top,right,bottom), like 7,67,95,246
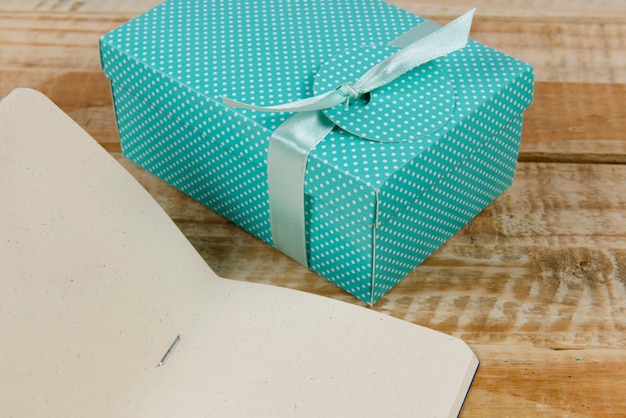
347,164,619,336
2,12,626,160
0,13,124,146
524,83,626,142
521,139,626,164
4,78,624,161
115,156,626,350
3,0,626,19
0,0,159,14
2,9,626,88
463,345,626,416
521,82,626,163
370,162,626,348
468,20,626,83
110,157,626,417
395,0,626,20
2,3,626,85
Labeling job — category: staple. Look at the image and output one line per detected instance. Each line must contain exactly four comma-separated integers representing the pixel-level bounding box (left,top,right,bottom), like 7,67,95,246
157,334,181,367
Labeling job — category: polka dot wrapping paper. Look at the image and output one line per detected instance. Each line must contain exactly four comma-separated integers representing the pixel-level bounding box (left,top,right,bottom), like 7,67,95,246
100,0,533,304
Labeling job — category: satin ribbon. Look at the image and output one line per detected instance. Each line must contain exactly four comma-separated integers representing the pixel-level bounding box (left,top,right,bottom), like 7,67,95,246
223,9,474,113
223,10,475,267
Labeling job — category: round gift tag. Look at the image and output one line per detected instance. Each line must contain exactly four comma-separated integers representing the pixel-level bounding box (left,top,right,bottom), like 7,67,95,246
312,44,457,142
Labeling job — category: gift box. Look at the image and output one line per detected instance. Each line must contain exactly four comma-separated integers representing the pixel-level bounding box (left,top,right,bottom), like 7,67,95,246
100,0,533,304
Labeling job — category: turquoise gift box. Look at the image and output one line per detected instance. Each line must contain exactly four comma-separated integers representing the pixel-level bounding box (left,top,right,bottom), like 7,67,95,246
100,0,533,304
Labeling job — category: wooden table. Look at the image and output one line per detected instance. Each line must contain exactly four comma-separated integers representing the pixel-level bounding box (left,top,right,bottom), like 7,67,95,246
2,1,625,416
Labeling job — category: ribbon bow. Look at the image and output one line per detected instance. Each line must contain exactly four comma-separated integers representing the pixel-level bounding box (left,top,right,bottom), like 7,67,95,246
223,10,475,268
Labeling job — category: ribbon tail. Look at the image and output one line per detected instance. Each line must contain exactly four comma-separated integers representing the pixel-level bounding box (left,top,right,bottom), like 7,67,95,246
389,19,442,48
355,8,475,93
267,111,335,267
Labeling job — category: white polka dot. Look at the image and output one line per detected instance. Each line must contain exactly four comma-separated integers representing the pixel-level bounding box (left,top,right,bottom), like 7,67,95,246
101,0,534,303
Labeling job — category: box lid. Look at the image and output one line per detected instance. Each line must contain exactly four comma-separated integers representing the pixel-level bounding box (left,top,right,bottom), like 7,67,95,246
100,0,533,228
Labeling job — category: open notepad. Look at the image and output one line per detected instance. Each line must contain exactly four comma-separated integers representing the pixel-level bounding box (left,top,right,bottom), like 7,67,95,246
0,89,478,417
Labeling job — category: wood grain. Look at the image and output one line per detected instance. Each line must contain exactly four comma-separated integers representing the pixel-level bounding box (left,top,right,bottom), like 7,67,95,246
2,1,626,416
522,83,626,163
464,345,626,416
3,0,626,18
117,157,626,347
3,9,625,158
114,156,626,416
